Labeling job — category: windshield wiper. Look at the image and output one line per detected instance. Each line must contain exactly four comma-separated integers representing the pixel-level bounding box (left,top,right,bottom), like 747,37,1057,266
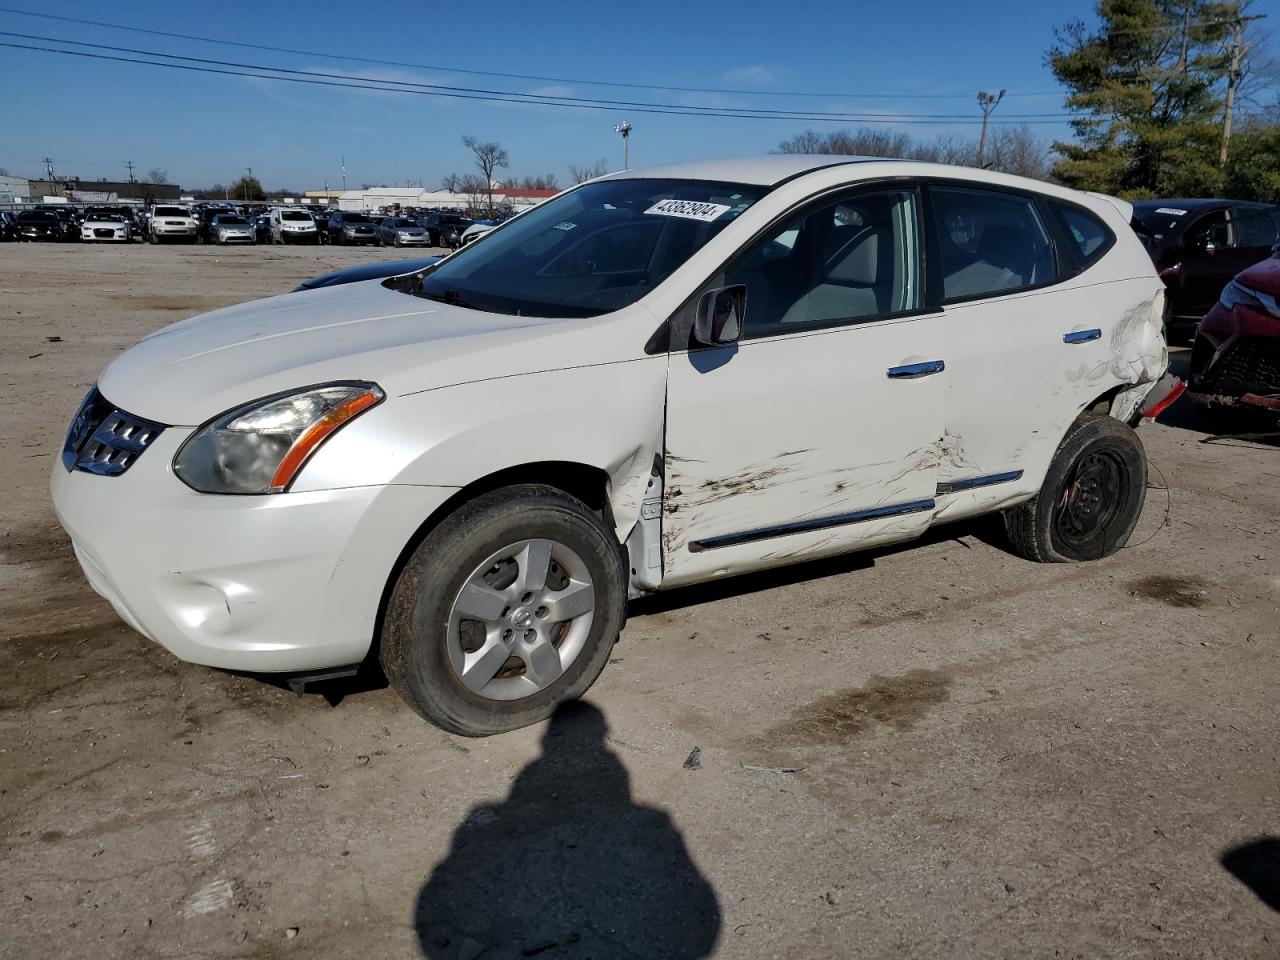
423,289,481,311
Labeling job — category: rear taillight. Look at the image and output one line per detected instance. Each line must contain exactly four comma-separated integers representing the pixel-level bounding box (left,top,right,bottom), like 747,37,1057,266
1140,374,1187,419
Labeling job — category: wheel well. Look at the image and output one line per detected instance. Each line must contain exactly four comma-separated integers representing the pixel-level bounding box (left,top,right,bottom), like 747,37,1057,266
363,461,613,672
1084,385,1125,415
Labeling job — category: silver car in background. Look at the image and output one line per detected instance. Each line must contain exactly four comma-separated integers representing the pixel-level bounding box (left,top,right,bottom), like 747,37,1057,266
378,217,430,247
211,214,256,244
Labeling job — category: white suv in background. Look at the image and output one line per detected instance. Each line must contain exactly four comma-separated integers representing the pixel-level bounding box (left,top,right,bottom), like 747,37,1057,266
270,207,320,245
147,205,198,243
52,156,1177,737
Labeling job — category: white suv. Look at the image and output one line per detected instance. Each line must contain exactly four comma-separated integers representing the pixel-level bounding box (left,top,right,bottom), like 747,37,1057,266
52,157,1175,736
147,204,197,243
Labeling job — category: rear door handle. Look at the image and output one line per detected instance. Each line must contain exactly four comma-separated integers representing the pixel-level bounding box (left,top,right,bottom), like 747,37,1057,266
1063,328,1102,344
887,360,945,379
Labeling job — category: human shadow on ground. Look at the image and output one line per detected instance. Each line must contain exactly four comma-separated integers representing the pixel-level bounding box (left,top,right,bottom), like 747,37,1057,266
1221,837,1280,912
415,701,721,959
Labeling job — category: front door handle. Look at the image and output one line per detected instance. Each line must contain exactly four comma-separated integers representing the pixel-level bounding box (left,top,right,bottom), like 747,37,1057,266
887,360,945,379
1063,328,1102,344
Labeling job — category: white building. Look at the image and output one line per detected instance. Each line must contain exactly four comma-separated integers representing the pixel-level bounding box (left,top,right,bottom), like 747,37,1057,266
336,186,555,214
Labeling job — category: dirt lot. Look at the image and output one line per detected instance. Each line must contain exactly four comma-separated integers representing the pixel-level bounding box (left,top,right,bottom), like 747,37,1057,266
1,242,1277,960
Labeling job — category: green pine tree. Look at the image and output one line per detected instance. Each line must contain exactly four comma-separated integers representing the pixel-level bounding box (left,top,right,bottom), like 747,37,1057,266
1048,0,1237,198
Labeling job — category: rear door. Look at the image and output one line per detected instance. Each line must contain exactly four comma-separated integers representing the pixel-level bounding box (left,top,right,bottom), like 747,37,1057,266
662,185,947,585
926,184,1111,520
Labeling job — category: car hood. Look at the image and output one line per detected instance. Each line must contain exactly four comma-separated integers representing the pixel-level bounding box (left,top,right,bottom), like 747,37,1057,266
97,280,645,425
1236,256,1280,295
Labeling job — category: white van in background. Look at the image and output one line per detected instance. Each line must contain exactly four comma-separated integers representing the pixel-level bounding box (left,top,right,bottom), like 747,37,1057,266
269,207,320,245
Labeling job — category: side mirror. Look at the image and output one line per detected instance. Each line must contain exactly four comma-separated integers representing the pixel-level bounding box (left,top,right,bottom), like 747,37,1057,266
693,285,747,346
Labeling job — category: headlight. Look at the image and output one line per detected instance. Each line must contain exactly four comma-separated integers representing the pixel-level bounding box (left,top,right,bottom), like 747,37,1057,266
173,382,383,494
1220,279,1264,312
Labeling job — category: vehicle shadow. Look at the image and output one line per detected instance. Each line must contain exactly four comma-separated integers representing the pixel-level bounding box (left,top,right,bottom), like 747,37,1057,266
1221,837,1280,912
414,701,721,959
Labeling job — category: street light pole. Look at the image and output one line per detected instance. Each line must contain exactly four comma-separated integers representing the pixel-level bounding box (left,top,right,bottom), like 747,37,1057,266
976,89,1005,168
615,121,632,170
245,167,253,202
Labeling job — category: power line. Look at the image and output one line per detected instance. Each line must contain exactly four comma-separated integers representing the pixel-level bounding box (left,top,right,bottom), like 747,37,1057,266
0,4,1061,102
0,36,1074,125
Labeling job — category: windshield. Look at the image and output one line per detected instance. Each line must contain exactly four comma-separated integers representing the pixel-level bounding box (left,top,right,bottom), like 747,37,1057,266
416,178,766,318
1132,204,1192,241
216,216,248,225
19,213,56,223
154,206,188,217
392,218,417,227
343,214,372,224
282,211,311,221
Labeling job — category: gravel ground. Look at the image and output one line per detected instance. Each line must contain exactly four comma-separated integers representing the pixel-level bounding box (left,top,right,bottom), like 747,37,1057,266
1,242,1278,960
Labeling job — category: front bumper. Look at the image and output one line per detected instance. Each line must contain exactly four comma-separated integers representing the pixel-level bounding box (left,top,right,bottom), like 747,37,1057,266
395,235,430,245
217,232,255,243
154,225,197,236
1188,303,1280,402
50,429,456,672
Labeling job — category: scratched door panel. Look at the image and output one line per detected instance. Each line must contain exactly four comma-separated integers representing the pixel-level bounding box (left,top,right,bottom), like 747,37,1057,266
661,314,946,586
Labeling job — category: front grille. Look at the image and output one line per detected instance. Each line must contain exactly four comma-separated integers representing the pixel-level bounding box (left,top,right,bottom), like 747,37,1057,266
94,228,115,237
1192,336,1280,396
62,387,166,476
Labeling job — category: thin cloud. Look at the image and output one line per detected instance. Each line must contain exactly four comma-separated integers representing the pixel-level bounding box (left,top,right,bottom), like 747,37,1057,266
721,65,781,87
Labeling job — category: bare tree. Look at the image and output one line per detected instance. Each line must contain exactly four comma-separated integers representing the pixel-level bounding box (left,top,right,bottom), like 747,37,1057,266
146,166,168,184
568,158,610,183
461,135,509,217
984,125,1050,179
515,173,559,190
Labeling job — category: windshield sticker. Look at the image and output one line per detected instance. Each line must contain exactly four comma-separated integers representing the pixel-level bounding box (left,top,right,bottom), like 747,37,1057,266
645,199,732,222
553,221,577,231
1154,207,1188,216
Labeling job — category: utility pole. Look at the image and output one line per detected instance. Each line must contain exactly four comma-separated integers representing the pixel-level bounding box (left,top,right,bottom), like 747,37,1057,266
976,90,1005,168
615,121,632,170
1220,12,1266,167
43,156,54,181
125,160,135,183
245,167,252,202
341,157,347,193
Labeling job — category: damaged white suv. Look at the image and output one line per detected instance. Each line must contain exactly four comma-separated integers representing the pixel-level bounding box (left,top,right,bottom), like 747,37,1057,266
52,157,1177,736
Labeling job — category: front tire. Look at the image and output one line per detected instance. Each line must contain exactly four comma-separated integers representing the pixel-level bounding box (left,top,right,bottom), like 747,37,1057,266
381,484,626,736
1003,413,1147,563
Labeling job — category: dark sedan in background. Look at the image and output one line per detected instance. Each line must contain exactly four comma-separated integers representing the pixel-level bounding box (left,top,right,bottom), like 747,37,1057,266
16,211,64,241
293,256,439,291
326,212,378,246
1133,199,1280,340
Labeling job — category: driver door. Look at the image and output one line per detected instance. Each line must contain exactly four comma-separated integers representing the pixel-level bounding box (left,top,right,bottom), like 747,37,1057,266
662,186,947,586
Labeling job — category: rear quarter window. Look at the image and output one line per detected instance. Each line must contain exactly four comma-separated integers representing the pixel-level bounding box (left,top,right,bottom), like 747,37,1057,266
1049,201,1115,269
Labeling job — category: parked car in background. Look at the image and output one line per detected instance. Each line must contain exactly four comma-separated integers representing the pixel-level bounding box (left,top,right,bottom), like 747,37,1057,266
377,217,430,247
253,214,272,244
458,219,496,245
148,205,198,243
293,256,441,291
52,157,1176,737
16,211,63,241
211,214,256,245
419,213,472,248
327,211,378,245
0,211,19,241
1188,253,1280,406
1132,199,1280,340
197,206,235,243
269,208,320,244
81,212,134,242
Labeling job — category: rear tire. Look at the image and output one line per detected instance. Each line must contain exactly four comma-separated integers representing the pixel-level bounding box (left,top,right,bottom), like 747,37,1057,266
1002,413,1147,563
381,484,626,736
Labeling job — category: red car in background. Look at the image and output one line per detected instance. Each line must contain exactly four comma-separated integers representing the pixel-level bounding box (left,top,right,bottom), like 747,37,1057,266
1189,254,1280,406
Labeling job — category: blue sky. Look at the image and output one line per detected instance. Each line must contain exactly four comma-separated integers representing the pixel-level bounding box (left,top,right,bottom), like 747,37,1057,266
0,0,1264,190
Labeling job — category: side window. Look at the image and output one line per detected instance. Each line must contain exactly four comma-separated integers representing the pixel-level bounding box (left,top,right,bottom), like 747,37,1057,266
1230,206,1279,248
1188,211,1230,249
1051,201,1113,266
930,187,1057,300
723,189,920,339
